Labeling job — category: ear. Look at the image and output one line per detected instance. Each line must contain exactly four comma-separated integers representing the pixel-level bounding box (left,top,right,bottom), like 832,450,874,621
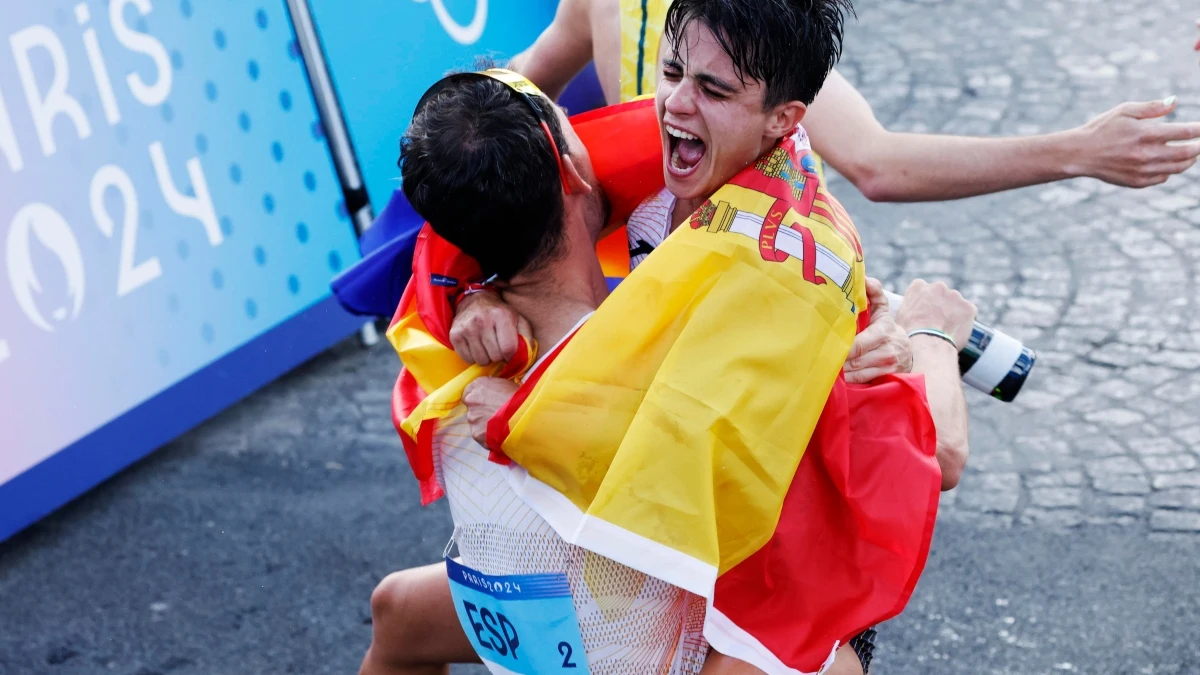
764,101,808,141
560,154,594,196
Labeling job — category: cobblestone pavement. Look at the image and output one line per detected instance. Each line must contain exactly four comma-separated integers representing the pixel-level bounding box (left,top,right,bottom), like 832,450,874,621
837,0,1200,535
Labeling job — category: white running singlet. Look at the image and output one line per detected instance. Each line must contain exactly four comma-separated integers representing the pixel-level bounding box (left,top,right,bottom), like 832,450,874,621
435,317,708,675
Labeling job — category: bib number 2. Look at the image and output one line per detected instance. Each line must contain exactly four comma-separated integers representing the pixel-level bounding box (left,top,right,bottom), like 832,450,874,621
446,557,590,675
558,642,577,668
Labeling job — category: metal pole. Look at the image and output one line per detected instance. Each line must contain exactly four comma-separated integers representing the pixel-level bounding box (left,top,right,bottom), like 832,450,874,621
286,0,380,347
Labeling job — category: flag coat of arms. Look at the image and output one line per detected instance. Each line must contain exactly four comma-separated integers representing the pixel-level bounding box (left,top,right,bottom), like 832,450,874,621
389,99,941,674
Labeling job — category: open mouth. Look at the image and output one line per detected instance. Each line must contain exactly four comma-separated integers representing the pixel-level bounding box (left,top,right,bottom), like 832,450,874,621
666,124,706,178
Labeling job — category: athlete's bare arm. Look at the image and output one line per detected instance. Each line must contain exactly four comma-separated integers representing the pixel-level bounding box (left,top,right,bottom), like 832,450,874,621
510,0,621,103
513,4,1199,201
804,69,1200,202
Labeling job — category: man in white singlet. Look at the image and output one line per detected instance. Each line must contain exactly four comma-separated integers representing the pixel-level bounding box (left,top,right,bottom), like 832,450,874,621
361,68,709,675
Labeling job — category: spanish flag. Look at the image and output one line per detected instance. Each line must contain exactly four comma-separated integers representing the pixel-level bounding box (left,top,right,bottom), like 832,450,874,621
389,98,940,674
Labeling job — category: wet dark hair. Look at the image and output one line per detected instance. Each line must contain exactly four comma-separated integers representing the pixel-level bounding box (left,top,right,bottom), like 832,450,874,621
399,67,570,280
663,0,854,108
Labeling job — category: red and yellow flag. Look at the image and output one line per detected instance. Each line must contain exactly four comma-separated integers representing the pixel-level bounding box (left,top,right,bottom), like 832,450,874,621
389,98,940,674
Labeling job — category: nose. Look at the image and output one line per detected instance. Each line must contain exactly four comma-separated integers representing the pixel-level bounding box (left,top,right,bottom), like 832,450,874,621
664,79,696,117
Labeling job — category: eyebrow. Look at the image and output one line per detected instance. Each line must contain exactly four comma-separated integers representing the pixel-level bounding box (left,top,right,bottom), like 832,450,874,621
695,72,738,93
661,57,738,94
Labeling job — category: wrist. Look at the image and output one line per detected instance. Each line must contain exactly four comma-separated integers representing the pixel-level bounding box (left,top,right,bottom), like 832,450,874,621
454,284,500,311
910,333,961,371
908,328,959,352
1052,127,1090,180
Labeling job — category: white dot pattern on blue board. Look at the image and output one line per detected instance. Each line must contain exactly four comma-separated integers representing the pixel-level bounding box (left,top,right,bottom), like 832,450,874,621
139,1,358,369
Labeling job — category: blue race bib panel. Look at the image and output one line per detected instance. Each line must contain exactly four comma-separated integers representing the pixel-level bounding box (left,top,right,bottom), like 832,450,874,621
446,557,590,675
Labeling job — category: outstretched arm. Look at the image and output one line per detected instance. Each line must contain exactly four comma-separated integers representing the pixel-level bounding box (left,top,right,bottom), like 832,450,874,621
806,69,1200,202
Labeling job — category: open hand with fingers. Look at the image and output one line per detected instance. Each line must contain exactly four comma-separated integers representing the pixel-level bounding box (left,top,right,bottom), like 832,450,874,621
1066,96,1200,188
1075,23,1200,188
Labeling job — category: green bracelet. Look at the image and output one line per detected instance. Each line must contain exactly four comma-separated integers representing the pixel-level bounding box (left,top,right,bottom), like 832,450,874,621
908,328,957,350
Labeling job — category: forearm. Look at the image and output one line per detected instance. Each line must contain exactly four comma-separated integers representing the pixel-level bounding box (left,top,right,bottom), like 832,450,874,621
506,0,592,100
825,129,1081,203
508,50,578,102
805,69,1085,202
909,337,970,490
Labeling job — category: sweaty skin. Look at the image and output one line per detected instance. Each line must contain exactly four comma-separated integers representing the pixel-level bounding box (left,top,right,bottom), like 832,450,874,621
512,0,1200,200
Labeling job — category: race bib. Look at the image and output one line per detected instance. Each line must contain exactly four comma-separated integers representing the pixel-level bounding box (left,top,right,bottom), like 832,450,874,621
446,557,590,675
